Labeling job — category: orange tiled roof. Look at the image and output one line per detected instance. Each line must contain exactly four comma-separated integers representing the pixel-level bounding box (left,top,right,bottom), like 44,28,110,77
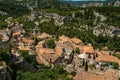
83,46,94,54
37,48,59,63
22,38,34,43
55,45,63,56
42,53,59,63
71,37,82,44
96,54,120,65
104,70,117,80
38,48,55,55
13,32,21,36
36,41,44,48
59,35,71,43
37,33,52,39
74,69,118,80
36,56,44,64
118,60,120,66
74,71,104,80
18,42,31,51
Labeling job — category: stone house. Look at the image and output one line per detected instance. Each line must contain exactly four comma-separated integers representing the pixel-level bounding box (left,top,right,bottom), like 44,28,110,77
71,37,82,45
63,47,74,64
82,45,95,59
36,47,63,67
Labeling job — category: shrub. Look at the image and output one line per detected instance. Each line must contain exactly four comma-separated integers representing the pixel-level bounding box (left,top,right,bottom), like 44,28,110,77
71,71,76,76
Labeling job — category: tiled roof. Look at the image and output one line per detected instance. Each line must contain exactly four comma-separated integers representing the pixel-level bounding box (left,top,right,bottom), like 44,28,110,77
83,46,94,54
74,71,104,80
42,53,59,63
36,41,44,48
118,60,120,66
55,45,63,56
13,32,21,36
36,48,59,63
95,51,120,66
96,54,120,65
71,37,82,45
36,56,44,64
37,33,52,39
18,42,31,51
59,35,71,43
38,48,55,55
22,38,34,43
74,69,119,80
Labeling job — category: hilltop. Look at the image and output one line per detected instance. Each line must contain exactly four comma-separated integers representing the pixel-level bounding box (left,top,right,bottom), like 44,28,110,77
0,0,120,80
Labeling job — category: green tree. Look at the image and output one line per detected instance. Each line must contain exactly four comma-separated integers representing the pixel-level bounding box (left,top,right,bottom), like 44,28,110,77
71,71,76,76
46,39,56,49
75,47,80,54
0,48,11,64
17,65,70,80
112,54,120,59
34,37,38,46
84,60,88,71
20,51,35,64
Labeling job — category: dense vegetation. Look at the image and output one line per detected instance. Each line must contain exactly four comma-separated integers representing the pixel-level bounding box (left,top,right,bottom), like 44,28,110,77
20,51,35,64
46,39,56,49
0,0,119,52
103,62,119,69
0,0,30,29
0,48,11,64
94,6,120,27
0,0,120,80
17,65,72,80
113,53,120,59
0,1,30,17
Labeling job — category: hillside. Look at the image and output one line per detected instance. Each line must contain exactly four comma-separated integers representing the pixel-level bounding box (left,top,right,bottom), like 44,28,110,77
0,0,120,80
0,0,120,51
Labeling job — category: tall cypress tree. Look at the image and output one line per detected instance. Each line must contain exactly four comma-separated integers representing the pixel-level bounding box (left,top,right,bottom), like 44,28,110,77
84,60,88,71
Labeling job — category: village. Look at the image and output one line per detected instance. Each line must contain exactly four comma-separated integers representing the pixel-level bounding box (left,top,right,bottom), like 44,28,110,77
0,17,120,80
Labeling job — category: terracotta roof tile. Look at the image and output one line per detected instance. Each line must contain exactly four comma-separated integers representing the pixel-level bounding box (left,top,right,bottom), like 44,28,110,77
38,48,55,55
74,71,104,80
74,69,119,80
18,42,31,51
36,56,44,64
42,53,59,63
55,45,63,56
59,35,71,43
22,38,34,43
71,37,82,45
83,46,94,54
36,41,44,48
104,69,118,80
13,32,21,36
37,33,52,39
96,54,119,64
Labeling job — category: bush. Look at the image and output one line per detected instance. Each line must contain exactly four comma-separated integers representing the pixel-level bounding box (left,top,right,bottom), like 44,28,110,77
46,39,56,49
71,71,76,76
0,48,11,64
75,47,80,54
20,51,35,64
113,54,120,59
